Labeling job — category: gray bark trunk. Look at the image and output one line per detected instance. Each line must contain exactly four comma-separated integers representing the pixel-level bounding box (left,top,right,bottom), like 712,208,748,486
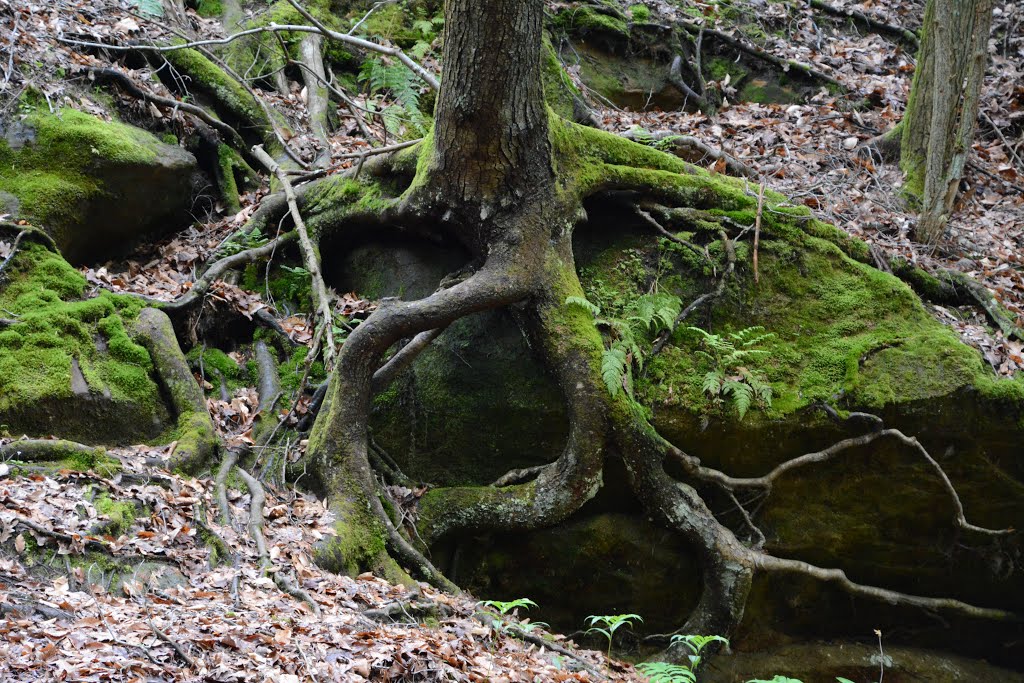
900,0,993,244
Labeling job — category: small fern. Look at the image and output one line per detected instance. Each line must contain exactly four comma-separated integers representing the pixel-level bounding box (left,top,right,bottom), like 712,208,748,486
359,56,430,138
567,292,681,400
689,326,775,419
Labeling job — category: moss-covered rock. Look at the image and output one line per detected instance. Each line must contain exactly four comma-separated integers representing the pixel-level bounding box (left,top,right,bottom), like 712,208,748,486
0,104,199,263
353,191,1023,655
0,239,172,442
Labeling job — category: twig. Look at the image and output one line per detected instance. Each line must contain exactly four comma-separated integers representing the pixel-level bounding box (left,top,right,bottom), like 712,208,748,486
148,619,199,669
85,67,251,162
651,229,735,356
252,145,337,367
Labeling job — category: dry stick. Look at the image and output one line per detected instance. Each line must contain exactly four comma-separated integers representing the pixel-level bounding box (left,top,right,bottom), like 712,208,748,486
753,181,765,284
157,232,297,313
251,145,336,366
85,67,251,162
235,466,323,616
148,620,200,669
807,0,920,48
981,110,1024,173
679,20,843,89
5,516,179,565
283,0,440,90
287,139,422,184
293,61,377,140
0,229,28,279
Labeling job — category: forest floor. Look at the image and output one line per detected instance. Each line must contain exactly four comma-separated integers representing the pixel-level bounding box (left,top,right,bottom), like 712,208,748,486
1,0,1023,680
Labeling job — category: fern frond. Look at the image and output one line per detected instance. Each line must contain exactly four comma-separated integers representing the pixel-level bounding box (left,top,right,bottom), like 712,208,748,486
565,296,600,316
601,347,627,398
701,370,724,396
723,380,754,419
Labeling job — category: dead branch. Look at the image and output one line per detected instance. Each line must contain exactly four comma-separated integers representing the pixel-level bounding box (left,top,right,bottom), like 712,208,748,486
679,20,843,89
807,0,920,48
754,553,1019,621
252,145,337,367
4,515,179,566
148,619,200,669
63,0,438,93
154,231,297,313
283,0,439,90
471,609,607,679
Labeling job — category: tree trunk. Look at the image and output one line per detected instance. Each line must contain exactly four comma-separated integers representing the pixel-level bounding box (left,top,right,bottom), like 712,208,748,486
423,0,553,226
900,0,993,244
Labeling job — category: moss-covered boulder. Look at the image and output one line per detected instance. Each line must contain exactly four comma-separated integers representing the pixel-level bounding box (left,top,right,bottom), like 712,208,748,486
345,201,1023,657
0,105,199,263
0,237,172,443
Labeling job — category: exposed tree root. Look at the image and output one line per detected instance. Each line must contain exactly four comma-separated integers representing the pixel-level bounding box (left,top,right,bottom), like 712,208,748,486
622,129,755,178
0,439,108,464
155,232,297,315
678,19,844,90
132,308,219,473
235,466,323,617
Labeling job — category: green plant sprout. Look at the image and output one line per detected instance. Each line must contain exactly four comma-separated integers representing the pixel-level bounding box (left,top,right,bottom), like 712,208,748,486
585,613,643,658
477,598,549,636
637,634,728,682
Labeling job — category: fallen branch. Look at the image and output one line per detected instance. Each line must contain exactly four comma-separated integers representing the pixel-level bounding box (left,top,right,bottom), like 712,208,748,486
807,0,920,48
158,232,297,313
252,145,337,367
680,20,843,89
59,10,438,91
148,619,199,669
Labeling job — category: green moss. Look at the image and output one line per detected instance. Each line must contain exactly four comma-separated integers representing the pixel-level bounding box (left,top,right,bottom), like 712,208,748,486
95,494,137,535
195,0,222,17
0,242,166,441
0,105,165,235
542,35,581,120
628,4,650,21
554,6,629,38
162,48,278,146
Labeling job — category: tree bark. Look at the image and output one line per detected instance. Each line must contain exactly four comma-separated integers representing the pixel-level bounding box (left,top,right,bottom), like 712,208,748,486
900,0,993,244
423,0,553,227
